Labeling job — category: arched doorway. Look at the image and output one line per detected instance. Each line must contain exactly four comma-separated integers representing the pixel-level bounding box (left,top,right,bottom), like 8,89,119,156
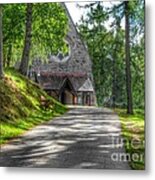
61,90,73,104
59,78,76,105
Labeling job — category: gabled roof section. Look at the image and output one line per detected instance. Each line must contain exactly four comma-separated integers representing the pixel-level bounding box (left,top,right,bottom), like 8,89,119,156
78,78,94,92
59,77,77,96
38,72,94,93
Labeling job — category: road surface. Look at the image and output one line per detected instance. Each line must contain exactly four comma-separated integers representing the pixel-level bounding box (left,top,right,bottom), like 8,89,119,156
0,106,131,169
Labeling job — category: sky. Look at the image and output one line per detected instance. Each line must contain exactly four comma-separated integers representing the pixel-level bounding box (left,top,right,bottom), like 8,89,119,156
65,1,118,24
65,1,124,29
65,2,89,24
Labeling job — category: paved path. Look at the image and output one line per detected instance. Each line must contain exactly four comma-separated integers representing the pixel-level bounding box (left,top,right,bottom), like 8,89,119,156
0,106,130,169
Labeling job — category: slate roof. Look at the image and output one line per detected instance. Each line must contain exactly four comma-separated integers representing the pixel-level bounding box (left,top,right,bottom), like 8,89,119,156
78,78,94,92
38,72,94,92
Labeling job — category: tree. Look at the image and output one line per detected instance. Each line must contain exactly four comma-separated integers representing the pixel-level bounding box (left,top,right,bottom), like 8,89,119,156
19,3,33,76
0,4,4,79
124,1,133,114
3,4,26,67
78,2,124,106
3,3,68,71
78,0,144,111
32,3,68,56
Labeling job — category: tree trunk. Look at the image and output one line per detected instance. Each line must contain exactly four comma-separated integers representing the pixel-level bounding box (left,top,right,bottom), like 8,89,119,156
125,1,133,114
0,5,4,79
19,3,33,76
6,44,12,67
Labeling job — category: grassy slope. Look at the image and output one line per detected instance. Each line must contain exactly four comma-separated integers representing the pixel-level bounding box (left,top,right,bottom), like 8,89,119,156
0,68,67,145
116,109,145,170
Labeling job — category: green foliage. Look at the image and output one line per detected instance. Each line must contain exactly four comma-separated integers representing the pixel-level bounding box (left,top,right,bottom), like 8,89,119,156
78,1,144,109
2,3,68,66
31,3,68,60
3,4,26,66
0,68,67,144
1,2,69,144
116,109,145,170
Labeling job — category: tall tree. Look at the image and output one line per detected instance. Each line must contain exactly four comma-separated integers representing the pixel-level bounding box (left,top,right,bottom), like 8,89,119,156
124,1,133,114
3,3,68,69
0,4,4,79
3,4,26,68
19,3,33,76
78,1,144,111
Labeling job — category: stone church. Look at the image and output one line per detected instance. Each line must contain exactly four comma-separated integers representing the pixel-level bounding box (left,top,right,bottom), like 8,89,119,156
30,4,96,106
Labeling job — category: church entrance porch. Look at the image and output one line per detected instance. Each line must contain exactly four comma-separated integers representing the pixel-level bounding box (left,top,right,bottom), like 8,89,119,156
59,78,77,105
77,92,92,106
45,89,94,106
60,90,74,105
37,72,96,106
60,91,92,106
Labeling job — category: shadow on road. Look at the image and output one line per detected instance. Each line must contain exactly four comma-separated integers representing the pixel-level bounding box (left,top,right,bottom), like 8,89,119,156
0,107,130,169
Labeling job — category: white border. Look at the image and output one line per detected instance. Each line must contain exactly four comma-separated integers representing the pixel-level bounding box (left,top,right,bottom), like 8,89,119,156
0,0,155,179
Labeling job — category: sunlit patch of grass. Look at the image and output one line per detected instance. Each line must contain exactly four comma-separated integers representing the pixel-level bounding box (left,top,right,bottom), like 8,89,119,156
0,68,67,145
115,109,145,170
0,109,61,145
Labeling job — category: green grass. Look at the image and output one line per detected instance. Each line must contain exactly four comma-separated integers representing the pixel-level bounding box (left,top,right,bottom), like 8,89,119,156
0,68,67,145
115,108,145,170
0,110,61,145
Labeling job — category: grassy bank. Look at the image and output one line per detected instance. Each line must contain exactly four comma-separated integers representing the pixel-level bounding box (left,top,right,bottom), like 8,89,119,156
0,68,67,145
116,109,145,170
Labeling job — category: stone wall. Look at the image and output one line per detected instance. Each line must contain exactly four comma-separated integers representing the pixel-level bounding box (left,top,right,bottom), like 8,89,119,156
31,3,97,105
